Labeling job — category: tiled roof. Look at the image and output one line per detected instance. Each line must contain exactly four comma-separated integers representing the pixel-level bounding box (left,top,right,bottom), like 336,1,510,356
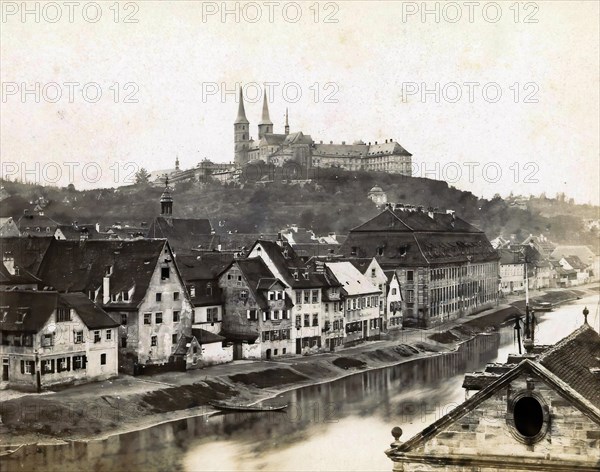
146,217,213,254
564,255,588,270
37,239,167,307
340,208,498,268
177,253,234,281
0,263,40,285
551,245,595,264
0,236,54,273
0,290,116,331
538,323,600,409
325,262,380,296
17,213,61,236
60,292,119,329
56,224,108,240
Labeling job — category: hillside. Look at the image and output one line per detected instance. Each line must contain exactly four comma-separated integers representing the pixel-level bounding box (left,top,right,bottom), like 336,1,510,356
1,168,598,248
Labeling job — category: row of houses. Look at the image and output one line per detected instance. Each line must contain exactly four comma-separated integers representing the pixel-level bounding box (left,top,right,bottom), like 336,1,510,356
497,234,598,294
1,200,503,391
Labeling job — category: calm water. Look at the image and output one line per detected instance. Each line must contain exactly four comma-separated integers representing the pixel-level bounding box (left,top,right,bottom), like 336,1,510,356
4,295,599,472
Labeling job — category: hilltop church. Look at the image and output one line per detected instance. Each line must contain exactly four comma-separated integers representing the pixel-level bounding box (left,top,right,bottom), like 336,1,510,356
234,89,413,176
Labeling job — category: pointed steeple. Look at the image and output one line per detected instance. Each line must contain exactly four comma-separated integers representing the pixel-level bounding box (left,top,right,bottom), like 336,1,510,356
284,107,289,135
235,86,249,125
259,89,272,125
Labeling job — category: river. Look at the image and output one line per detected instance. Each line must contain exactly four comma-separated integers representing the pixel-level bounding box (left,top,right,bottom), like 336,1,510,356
4,295,599,472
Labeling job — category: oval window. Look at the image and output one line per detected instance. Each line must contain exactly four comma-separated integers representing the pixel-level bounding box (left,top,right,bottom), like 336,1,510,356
513,396,544,437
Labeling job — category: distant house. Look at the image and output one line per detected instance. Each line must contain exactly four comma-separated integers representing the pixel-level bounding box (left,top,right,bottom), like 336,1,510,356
176,252,234,367
385,270,403,330
17,211,61,237
499,249,525,295
54,222,108,241
551,245,598,282
247,239,331,355
367,185,388,206
325,261,382,346
340,205,499,328
36,239,193,375
558,256,590,286
0,217,20,237
218,257,293,360
0,291,119,392
387,319,600,471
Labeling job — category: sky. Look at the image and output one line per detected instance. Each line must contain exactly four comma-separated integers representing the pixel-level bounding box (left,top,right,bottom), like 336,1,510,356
1,1,599,204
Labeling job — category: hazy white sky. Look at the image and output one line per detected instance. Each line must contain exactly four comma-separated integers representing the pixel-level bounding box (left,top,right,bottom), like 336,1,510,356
1,1,599,204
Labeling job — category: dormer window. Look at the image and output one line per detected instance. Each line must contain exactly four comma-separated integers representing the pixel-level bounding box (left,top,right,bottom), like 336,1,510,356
292,270,299,280
240,290,248,300
206,283,212,296
123,291,129,301
188,285,196,298
16,310,27,323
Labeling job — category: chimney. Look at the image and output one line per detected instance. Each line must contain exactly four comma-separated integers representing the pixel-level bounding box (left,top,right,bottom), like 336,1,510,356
103,275,110,304
342,141,346,145
3,252,15,275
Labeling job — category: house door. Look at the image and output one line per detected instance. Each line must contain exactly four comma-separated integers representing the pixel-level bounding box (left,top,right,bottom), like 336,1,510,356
2,358,8,381
233,343,243,360
363,321,368,339
296,338,301,355
266,349,272,360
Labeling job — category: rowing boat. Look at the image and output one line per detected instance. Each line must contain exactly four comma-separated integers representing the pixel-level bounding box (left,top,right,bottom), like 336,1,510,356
209,400,288,412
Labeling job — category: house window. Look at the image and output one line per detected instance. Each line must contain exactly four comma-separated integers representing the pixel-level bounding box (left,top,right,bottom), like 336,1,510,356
173,310,180,322
73,355,86,370
295,291,302,305
155,312,163,324
161,267,170,279
303,291,310,304
121,313,127,325
248,309,258,321
156,293,162,302
123,291,129,301
23,360,34,374
42,359,54,374
208,307,219,322
106,329,112,341
304,314,310,327
312,313,319,326
56,307,70,322
240,290,248,300
272,310,279,320
172,333,178,345
151,336,157,347
295,314,301,326
268,291,275,301
371,268,376,277
57,358,68,372
94,331,101,343
16,311,26,323
325,303,329,313
407,270,414,282
407,290,414,303
144,313,151,324
121,337,127,348
392,288,397,295
41,334,54,347
311,290,319,303
173,291,180,301
100,353,107,365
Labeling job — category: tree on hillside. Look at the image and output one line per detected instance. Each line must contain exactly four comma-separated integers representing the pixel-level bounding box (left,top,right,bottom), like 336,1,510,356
135,168,151,185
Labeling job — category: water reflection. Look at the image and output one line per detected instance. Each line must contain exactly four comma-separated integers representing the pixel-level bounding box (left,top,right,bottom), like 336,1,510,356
5,295,597,472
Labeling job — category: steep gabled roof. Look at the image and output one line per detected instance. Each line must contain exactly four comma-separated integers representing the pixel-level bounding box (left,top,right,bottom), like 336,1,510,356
0,236,54,273
0,290,116,331
325,262,380,296
0,263,41,285
176,253,234,281
37,239,167,307
60,292,119,329
538,323,600,409
390,358,600,458
146,217,213,254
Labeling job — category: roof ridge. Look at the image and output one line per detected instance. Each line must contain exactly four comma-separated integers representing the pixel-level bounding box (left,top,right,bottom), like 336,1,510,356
538,323,598,361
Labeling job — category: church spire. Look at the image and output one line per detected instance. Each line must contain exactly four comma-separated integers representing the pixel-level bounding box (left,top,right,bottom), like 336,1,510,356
285,107,289,135
258,88,273,139
234,86,249,125
259,89,273,125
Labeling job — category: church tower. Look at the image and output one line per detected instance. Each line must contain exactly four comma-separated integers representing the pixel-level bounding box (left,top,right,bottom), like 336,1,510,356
258,89,273,139
160,176,173,216
234,87,250,166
